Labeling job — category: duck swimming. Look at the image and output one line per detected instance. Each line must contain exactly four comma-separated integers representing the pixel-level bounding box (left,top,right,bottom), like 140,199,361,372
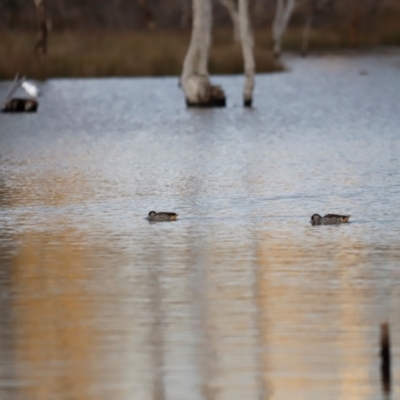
148,211,178,222
311,214,350,225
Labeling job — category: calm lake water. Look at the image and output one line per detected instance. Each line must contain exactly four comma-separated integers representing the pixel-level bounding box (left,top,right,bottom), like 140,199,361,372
1,52,400,400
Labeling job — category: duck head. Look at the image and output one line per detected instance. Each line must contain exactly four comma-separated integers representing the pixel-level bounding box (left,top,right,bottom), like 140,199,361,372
311,214,322,225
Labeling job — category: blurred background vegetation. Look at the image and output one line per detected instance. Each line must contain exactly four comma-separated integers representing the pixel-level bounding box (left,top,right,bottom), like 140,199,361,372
0,0,399,79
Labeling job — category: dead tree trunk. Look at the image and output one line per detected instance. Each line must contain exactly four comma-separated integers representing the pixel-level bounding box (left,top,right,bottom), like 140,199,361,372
218,0,241,42
34,0,48,55
180,0,191,28
272,0,296,58
137,0,156,29
238,0,255,106
181,0,226,107
301,0,335,57
301,1,313,57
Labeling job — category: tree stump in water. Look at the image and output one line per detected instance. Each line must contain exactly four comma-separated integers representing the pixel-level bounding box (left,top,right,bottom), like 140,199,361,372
181,0,227,108
1,98,38,112
185,78,226,107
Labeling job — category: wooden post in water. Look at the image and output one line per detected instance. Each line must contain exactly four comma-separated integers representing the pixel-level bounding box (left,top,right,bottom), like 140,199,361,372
380,322,391,393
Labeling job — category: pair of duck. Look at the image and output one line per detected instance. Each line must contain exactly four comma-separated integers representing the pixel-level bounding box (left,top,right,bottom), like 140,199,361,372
148,211,350,225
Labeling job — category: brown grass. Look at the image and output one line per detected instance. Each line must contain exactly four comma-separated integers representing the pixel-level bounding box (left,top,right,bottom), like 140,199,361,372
0,29,281,80
0,19,399,80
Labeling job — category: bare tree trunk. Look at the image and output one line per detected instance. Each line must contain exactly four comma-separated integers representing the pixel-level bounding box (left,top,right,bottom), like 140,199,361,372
34,0,48,55
181,0,226,107
272,0,296,58
301,5,313,57
137,0,156,29
301,0,336,57
365,0,384,36
180,0,191,28
238,0,255,106
56,0,66,22
218,0,241,42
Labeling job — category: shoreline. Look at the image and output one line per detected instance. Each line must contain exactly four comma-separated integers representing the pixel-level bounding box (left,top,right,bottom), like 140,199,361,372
0,28,399,80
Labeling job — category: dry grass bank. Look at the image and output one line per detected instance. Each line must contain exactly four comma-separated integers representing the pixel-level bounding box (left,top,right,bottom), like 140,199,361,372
0,22,399,80
0,29,282,80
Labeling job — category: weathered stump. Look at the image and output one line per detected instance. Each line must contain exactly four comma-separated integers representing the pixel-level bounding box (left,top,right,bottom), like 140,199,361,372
181,0,227,108
186,83,226,107
1,98,38,113
244,98,252,107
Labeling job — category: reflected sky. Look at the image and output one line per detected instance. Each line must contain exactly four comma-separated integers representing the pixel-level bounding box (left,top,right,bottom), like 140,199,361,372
0,52,400,400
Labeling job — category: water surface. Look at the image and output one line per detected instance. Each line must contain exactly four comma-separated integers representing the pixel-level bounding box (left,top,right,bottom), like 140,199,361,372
1,52,400,400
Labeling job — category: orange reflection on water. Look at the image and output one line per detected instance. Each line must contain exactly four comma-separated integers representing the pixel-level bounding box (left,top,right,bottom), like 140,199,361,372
10,228,97,400
255,228,380,400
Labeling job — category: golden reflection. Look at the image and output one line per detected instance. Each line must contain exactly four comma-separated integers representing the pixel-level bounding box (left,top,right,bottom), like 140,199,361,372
200,232,265,400
255,227,375,400
7,167,96,207
3,163,400,400
10,228,97,400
